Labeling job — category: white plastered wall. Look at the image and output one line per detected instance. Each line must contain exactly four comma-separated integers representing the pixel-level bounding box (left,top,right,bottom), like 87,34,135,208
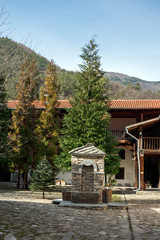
56,172,72,184
116,147,135,187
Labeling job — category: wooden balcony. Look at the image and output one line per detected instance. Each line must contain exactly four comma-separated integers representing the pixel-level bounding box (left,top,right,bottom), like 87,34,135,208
143,137,160,152
111,130,124,140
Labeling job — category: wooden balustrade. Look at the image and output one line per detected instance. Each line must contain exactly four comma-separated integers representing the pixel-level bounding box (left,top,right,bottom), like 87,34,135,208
143,137,160,150
111,130,124,140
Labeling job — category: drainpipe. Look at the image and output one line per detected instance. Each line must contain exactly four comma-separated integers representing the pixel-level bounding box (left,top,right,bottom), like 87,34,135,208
125,127,141,191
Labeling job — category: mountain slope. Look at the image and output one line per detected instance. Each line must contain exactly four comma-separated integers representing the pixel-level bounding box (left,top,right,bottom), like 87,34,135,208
1,37,160,100
0,37,78,99
106,72,160,92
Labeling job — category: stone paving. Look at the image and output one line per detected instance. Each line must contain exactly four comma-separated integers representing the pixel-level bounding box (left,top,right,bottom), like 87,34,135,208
0,189,131,240
1,188,160,240
125,190,160,240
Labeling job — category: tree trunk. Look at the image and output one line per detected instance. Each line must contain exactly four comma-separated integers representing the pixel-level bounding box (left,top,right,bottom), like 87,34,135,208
17,169,20,189
22,171,28,189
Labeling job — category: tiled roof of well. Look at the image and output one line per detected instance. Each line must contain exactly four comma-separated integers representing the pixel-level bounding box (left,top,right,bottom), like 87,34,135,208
69,143,106,156
7,99,160,110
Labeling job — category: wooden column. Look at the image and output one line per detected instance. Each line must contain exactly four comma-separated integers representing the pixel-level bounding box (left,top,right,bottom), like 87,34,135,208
158,159,160,188
134,159,138,188
140,150,144,190
139,127,143,150
141,113,144,122
138,127,145,190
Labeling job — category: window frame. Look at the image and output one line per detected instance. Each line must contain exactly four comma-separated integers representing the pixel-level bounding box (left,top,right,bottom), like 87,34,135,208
119,149,125,160
115,167,125,180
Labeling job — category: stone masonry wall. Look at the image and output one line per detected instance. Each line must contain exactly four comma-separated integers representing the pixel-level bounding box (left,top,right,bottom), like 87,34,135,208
71,155,104,203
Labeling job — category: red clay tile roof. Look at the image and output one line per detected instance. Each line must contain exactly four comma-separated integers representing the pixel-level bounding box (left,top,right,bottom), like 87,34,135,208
33,100,72,109
56,100,72,109
7,100,72,109
7,100,19,109
110,99,160,109
7,99,160,110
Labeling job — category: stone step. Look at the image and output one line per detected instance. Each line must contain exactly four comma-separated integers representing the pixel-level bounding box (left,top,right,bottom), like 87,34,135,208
54,200,128,210
108,202,128,210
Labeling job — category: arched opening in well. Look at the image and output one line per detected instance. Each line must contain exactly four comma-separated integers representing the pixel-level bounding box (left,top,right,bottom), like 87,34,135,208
81,165,94,192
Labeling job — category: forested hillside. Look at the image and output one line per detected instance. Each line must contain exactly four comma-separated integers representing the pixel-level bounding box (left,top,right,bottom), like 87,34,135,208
1,37,160,100
106,72,160,92
0,37,78,99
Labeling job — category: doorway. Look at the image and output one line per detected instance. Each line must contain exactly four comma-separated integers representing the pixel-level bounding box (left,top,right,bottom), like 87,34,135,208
144,157,159,188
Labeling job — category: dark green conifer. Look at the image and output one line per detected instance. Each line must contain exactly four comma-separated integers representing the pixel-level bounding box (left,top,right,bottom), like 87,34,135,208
29,157,54,199
59,38,120,175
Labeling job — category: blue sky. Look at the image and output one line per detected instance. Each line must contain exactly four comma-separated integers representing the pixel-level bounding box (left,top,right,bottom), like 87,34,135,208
2,0,160,81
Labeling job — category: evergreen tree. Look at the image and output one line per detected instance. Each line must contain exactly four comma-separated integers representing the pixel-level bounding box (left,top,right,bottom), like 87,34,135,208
36,61,59,173
135,82,141,91
29,157,54,199
59,38,120,175
0,76,11,173
9,58,40,188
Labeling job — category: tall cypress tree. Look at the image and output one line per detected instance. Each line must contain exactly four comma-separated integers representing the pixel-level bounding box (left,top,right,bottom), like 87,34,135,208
0,76,11,175
9,58,39,188
36,61,59,173
59,38,120,175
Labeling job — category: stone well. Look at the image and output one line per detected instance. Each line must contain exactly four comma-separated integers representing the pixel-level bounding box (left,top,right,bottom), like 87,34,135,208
69,143,106,204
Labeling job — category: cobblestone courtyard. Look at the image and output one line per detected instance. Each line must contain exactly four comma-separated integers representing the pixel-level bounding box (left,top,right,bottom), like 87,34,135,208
0,188,160,240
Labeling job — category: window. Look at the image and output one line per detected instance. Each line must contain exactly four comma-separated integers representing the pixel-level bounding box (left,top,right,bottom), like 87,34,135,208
119,149,125,159
115,168,125,179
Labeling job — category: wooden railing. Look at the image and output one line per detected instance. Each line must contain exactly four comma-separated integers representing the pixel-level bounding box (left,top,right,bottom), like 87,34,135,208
111,130,124,140
143,137,160,150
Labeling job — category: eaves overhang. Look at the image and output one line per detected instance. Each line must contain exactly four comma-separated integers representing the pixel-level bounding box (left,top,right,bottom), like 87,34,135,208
124,115,160,137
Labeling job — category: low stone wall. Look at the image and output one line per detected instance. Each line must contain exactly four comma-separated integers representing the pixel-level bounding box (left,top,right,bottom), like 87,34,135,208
71,191,100,204
54,185,72,192
62,190,111,204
